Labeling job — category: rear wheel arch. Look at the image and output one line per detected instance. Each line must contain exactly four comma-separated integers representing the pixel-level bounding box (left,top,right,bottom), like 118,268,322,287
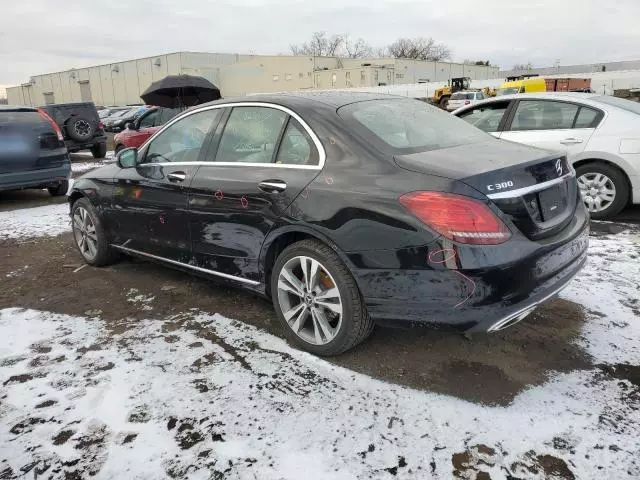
261,227,355,298
573,158,632,203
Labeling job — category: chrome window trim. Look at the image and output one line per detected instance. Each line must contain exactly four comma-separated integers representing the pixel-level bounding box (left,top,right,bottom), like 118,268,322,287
486,171,575,200
138,102,326,171
110,244,261,286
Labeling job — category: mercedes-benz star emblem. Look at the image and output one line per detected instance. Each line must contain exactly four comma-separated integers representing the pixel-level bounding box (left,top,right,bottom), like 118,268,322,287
555,159,563,176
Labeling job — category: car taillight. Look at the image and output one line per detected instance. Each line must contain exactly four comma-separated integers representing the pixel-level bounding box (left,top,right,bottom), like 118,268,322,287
37,109,64,141
399,191,511,245
98,121,105,130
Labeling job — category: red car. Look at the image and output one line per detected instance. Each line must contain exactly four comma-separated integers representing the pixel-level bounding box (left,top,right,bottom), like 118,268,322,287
113,107,181,152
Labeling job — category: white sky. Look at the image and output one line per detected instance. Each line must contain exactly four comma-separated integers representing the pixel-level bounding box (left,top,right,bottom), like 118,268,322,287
2,0,640,86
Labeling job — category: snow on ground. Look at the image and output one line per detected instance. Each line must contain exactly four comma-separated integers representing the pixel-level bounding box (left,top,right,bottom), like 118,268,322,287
71,161,103,174
0,228,639,478
0,203,70,240
71,151,114,160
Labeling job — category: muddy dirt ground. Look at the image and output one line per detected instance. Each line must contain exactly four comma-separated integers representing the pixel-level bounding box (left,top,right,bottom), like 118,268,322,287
1,157,638,407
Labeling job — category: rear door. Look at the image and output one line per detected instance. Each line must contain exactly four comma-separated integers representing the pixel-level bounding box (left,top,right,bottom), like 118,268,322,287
188,104,323,283
111,108,224,261
455,100,513,138
499,99,601,158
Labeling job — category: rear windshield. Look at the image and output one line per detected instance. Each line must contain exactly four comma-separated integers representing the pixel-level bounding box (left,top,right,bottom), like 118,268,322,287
451,93,475,100
338,98,489,153
0,110,40,125
592,95,640,115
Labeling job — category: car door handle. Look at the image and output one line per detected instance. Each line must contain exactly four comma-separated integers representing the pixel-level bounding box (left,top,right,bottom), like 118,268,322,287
167,171,187,182
258,180,287,193
560,137,583,145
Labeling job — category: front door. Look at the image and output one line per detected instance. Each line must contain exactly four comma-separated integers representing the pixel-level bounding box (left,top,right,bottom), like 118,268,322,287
188,105,322,283
499,99,598,158
111,108,224,261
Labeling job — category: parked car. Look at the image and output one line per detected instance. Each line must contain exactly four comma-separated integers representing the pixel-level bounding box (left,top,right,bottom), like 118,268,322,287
113,107,182,152
446,91,486,111
453,92,640,219
38,102,108,158
98,106,131,119
104,106,148,132
0,105,70,195
69,93,588,355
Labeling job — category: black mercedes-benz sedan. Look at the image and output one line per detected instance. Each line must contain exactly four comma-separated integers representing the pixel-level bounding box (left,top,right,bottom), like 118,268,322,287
68,92,588,355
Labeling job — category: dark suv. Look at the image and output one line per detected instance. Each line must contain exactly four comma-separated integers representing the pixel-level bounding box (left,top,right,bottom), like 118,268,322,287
39,102,108,158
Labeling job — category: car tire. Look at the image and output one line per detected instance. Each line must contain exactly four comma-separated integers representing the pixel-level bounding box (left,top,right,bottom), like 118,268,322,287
66,116,94,142
91,143,107,159
439,96,449,109
271,239,374,356
47,180,68,197
70,197,117,267
575,162,629,219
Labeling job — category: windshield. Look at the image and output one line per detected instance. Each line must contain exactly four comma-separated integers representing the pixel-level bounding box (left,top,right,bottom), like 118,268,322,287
592,95,640,115
339,98,489,153
496,88,520,96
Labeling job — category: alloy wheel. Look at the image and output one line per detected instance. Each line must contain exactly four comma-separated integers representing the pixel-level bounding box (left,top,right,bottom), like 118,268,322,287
73,207,98,261
276,256,343,346
577,172,616,213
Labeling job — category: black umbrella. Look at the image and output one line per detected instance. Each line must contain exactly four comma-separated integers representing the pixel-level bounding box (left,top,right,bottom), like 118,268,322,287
140,74,221,108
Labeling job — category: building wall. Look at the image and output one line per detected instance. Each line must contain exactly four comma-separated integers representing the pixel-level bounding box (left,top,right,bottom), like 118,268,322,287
5,52,499,106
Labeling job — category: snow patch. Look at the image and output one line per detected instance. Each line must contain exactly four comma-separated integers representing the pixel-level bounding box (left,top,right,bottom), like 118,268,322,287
0,203,70,240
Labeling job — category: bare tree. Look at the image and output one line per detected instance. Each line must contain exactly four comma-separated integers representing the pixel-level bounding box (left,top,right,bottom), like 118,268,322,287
387,37,451,61
464,59,491,66
290,31,344,57
512,62,534,71
342,36,373,58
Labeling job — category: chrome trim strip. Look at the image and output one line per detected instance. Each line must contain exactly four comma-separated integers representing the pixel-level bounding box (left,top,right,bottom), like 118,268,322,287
137,102,326,171
486,171,575,200
110,244,261,286
487,280,571,332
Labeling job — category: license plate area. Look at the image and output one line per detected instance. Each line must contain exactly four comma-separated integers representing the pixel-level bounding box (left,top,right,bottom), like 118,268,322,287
538,185,567,221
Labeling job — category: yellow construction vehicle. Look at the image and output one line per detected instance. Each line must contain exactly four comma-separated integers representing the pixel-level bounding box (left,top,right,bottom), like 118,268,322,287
432,77,471,109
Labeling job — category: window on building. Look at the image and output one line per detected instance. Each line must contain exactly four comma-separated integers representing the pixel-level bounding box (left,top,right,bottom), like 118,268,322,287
285,73,292,81
387,71,392,82
315,74,321,88
345,71,351,87
395,73,404,79
331,73,337,88
272,75,280,82
361,70,366,84
299,73,304,79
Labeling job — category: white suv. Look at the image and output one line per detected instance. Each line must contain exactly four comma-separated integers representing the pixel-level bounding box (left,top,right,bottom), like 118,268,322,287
453,92,640,219
446,91,486,112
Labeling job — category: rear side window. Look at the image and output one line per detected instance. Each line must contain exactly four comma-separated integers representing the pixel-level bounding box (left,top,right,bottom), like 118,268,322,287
456,101,510,133
215,106,287,163
510,100,578,131
339,99,489,153
276,119,319,166
574,107,600,128
451,93,474,100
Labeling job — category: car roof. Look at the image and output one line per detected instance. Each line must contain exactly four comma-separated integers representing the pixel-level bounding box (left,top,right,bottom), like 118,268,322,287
193,91,406,112
0,105,37,112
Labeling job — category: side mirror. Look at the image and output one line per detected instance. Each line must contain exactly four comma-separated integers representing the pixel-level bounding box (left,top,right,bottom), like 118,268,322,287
117,148,138,168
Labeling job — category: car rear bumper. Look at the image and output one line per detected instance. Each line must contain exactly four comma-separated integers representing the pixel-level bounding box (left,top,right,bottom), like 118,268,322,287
354,208,589,332
0,162,71,191
65,135,107,152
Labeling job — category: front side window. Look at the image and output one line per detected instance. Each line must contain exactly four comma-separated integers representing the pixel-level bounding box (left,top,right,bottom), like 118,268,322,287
457,101,510,133
139,110,159,128
510,100,579,131
215,107,287,163
143,109,221,163
276,119,319,166
340,98,490,153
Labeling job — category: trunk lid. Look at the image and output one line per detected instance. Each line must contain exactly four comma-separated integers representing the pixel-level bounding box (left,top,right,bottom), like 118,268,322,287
394,139,579,240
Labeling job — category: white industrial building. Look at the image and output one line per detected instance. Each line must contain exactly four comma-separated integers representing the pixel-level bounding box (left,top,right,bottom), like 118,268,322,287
6,51,500,107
